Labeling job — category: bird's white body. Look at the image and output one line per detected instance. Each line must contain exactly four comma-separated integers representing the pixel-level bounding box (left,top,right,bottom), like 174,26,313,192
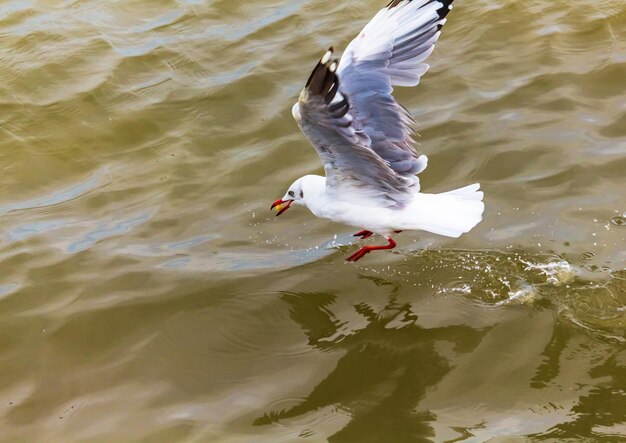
290,175,484,238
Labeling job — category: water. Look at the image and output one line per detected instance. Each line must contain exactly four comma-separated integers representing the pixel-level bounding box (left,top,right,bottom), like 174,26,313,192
0,0,625,441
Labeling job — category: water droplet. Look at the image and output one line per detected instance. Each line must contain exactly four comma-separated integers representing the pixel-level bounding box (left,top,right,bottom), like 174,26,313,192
609,216,625,226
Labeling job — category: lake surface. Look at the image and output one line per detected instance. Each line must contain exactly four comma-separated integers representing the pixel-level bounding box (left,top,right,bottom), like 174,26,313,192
1,0,625,441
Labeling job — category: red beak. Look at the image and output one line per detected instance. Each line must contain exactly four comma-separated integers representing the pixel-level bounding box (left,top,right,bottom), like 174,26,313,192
271,199,293,216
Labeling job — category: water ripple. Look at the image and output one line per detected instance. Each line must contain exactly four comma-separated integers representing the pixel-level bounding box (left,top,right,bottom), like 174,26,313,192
67,208,157,253
0,169,110,216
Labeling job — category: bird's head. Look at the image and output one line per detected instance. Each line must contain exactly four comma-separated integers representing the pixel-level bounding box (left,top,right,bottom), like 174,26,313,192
271,178,305,216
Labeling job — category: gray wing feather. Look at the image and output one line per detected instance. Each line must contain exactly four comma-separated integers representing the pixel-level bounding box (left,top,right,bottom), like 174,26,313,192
295,50,413,208
337,0,454,176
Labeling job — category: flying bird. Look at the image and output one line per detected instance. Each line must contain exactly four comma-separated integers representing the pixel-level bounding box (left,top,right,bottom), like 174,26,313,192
271,0,484,262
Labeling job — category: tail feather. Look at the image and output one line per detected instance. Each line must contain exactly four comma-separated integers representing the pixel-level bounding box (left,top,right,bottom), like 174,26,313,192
403,184,484,238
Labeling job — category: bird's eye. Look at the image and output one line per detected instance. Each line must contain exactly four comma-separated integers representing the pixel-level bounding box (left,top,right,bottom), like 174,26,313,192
300,190,304,198
288,191,295,197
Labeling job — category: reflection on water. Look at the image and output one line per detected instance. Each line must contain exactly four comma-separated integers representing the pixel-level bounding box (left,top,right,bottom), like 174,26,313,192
529,323,626,440
255,278,488,442
0,0,625,440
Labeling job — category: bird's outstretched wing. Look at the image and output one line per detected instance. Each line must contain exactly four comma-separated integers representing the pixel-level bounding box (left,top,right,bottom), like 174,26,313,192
294,50,414,208
337,0,454,176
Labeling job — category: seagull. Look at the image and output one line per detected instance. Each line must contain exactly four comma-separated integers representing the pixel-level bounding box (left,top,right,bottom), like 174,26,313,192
271,0,484,262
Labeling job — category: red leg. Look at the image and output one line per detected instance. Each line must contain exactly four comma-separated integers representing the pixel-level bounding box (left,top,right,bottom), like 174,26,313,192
353,230,373,239
346,237,397,262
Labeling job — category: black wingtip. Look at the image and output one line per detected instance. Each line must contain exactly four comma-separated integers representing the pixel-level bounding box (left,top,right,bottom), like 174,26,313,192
305,47,334,88
304,48,341,105
437,0,454,20
388,0,455,17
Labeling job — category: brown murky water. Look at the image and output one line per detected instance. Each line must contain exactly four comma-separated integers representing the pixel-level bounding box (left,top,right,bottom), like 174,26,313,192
1,0,625,441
